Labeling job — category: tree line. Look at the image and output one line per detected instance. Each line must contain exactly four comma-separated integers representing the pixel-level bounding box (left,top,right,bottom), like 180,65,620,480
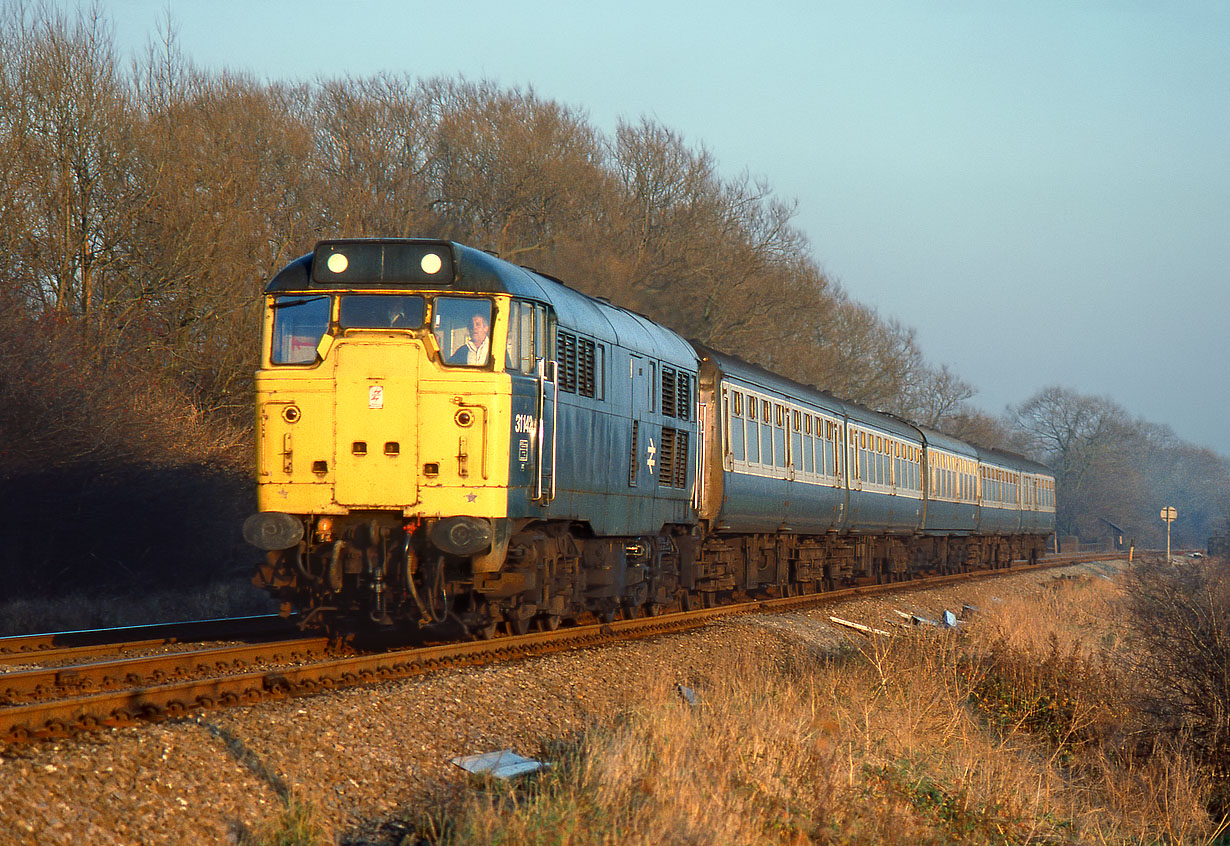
0,4,1225,561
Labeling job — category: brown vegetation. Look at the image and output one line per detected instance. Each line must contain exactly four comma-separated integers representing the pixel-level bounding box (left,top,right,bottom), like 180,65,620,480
1123,556,1230,817
396,569,1224,845
1011,387,1230,546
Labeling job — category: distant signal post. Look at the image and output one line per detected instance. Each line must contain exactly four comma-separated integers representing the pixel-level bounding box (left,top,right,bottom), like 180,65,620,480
1160,506,1178,561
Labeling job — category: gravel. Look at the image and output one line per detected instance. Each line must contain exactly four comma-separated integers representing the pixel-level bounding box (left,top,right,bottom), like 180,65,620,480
0,561,1122,845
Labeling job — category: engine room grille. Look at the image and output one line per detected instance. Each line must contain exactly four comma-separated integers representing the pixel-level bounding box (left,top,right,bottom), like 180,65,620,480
556,331,596,397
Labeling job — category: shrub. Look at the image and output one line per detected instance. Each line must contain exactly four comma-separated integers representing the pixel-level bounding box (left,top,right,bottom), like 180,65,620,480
1124,556,1230,815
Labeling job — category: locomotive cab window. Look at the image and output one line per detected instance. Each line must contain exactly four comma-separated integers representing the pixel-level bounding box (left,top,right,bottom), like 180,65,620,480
505,300,558,378
272,295,331,365
433,296,493,366
338,294,425,330
505,300,533,373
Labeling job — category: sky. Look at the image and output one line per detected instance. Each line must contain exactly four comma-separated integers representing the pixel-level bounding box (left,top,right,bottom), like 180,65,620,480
98,0,1230,456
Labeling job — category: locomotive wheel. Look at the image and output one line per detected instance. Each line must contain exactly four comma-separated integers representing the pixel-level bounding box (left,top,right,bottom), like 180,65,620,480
538,614,561,632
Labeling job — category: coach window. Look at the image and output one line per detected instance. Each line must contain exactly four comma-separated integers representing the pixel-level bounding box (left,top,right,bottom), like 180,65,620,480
761,403,774,467
746,396,760,464
729,392,746,461
773,405,787,469
828,423,838,477
790,411,803,472
824,422,835,477
272,295,331,365
810,418,821,476
802,416,814,475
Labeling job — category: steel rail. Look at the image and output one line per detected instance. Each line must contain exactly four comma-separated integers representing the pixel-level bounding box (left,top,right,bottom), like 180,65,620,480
0,637,332,703
0,614,298,658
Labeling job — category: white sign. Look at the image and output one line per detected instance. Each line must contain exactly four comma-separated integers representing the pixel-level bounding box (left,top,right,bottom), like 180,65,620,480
1160,506,1178,523
368,385,384,409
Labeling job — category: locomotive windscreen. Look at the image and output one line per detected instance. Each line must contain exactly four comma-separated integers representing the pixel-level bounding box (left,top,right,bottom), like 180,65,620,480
312,240,455,286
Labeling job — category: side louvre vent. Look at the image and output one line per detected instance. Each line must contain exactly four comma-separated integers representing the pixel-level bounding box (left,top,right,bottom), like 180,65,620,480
660,427,676,485
557,331,577,393
677,373,691,420
578,338,596,397
674,430,689,488
658,428,690,489
661,366,677,418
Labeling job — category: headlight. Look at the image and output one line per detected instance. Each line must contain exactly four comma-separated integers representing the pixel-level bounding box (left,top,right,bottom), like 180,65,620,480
428,517,493,556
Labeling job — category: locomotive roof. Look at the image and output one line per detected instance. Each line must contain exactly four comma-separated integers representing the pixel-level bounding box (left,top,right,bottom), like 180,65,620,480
266,239,696,368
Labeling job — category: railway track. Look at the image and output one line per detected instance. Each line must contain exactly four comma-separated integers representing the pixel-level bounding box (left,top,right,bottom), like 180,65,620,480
0,552,1117,744
0,613,298,658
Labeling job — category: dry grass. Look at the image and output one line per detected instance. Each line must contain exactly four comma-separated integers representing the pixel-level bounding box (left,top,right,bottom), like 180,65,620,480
407,572,1221,845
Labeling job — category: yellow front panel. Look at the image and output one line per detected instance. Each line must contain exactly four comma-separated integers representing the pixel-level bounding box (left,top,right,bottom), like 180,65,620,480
254,305,518,519
333,341,419,508
255,373,335,513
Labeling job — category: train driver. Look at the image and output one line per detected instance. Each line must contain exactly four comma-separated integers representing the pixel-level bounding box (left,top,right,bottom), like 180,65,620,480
464,312,490,365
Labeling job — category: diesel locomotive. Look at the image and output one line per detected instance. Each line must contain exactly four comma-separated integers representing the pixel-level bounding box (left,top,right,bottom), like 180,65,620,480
244,239,1056,636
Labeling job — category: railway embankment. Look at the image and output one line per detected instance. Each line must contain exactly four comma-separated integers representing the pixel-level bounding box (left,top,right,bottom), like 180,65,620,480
1,557,1225,845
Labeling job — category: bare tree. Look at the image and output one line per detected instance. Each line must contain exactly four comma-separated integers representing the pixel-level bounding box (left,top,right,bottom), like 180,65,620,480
0,1,136,330
422,78,605,261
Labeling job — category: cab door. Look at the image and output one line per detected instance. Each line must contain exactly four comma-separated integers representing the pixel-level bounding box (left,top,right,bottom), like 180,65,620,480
534,356,557,504
629,355,659,500
532,305,557,505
